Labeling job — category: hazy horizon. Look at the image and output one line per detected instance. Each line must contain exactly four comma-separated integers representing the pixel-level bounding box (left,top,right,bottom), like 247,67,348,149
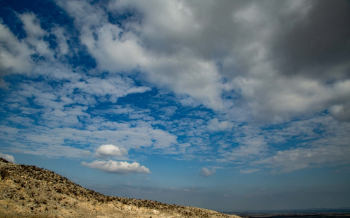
1,0,350,212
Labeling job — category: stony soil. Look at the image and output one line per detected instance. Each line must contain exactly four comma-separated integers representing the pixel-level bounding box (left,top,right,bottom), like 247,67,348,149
0,158,240,218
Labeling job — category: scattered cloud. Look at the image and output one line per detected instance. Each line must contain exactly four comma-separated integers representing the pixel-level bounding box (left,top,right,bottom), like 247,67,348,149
18,13,52,57
82,160,150,174
200,167,215,177
256,144,350,173
207,118,233,131
0,0,350,176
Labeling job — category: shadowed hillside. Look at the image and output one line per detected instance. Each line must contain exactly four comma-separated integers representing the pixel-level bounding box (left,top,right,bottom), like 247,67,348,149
0,158,240,218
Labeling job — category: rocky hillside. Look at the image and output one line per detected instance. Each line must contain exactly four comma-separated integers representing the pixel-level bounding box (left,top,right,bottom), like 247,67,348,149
0,158,240,218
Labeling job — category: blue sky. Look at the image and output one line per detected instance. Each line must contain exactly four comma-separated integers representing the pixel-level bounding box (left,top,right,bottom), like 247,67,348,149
1,0,350,212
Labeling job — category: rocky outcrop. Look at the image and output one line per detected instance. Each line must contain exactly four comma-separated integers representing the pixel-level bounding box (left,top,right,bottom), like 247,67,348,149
0,158,240,218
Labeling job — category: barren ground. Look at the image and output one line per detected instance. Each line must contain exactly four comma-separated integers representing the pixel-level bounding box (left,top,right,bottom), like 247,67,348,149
0,158,240,218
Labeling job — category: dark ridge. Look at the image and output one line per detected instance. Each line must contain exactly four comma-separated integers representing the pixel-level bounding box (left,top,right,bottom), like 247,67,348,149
0,157,11,163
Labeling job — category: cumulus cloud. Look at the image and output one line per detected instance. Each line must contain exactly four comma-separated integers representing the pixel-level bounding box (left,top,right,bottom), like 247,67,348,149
57,0,225,110
1,0,348,123
56,0,146,73
0,152,15,163
95,144,128,159
82,160,150,174
226,0,350,122
53,0,350,121
200,167,215,177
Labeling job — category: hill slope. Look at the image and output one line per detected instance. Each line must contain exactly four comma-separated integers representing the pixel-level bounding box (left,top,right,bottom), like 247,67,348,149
0,158,240,218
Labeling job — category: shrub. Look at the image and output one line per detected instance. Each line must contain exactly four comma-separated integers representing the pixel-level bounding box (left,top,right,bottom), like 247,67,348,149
0,169,10,179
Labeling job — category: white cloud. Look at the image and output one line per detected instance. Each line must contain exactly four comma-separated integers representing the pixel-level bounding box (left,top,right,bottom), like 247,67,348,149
56,0,147,73
82,23,148,73
231,76,350,123
159,106,177,117
213,114,350,170
200,167,215,177
226,137,267,162
7,115,34,126
4,141,91,159
95,144,128,159
0,105,179,158
69,75,150,103
51,27,69,56
2,69,152,130
207,118,233,131
82,160,150,174
57,0,225,111
250,115,350,172
19,13,46,38
218,125,269,163
18,13,52,57
1,0,350,175
0,22,33,76
256,144,350,173
239,169,259,174
1,0,348,124
146,54,224,110
0,152,15,163
109,0,350,122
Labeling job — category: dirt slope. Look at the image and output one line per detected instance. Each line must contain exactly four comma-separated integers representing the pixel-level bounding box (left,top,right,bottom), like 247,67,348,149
0,158,240,218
